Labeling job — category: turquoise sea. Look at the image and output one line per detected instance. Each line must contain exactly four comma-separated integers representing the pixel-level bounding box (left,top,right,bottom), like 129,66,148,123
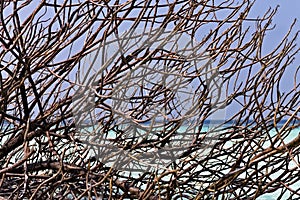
73,122,300,199
255,126,300,200
1,121,299,199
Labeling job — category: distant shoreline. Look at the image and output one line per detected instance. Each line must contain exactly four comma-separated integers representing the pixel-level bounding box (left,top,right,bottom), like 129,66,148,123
1,119,299,128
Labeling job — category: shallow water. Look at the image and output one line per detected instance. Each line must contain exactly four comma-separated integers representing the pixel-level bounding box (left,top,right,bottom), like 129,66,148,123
1,123,299,199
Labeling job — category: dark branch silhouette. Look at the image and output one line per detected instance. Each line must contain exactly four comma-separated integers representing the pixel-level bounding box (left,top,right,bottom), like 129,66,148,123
0,0,299,199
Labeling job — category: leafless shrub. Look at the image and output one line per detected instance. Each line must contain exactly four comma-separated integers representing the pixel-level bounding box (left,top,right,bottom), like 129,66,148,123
0,0,299,199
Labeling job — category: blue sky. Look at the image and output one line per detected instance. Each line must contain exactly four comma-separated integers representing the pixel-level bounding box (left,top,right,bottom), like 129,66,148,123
223,1,300,119
2,1,298,122
252,1,300,49
257,1,299,92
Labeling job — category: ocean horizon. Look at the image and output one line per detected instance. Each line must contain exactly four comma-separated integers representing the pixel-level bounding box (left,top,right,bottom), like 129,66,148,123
1,120,299,199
